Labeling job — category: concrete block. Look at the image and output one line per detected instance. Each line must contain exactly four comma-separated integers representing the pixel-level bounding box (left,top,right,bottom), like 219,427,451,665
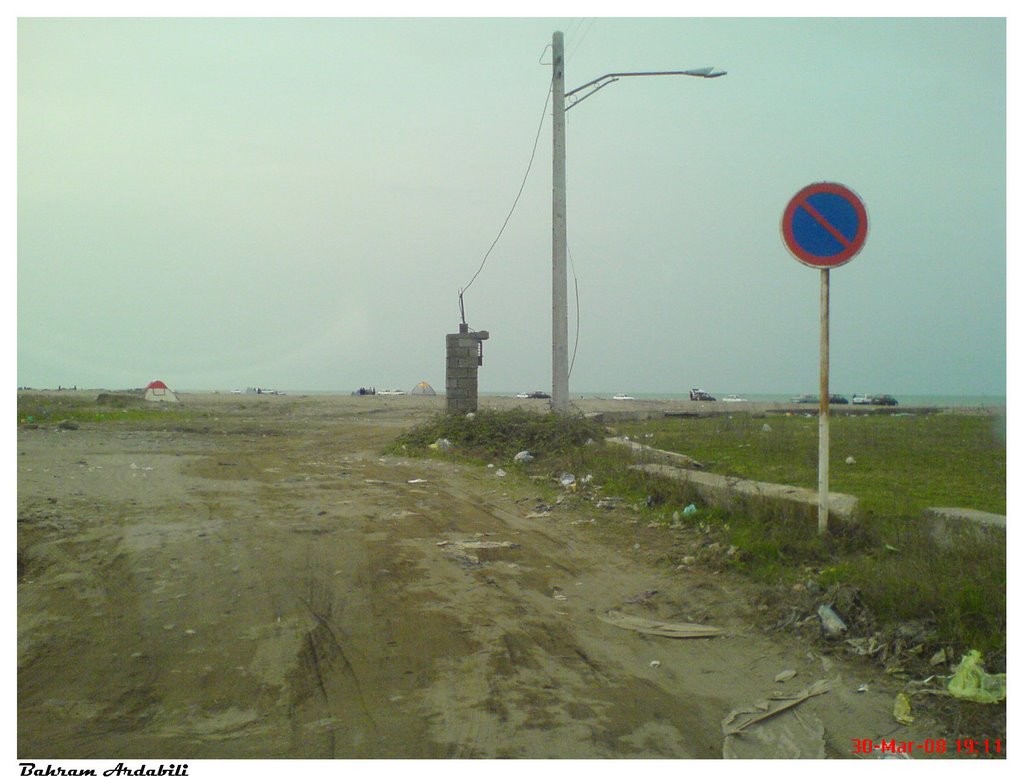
627,462,858,522
606,437,703,468
923,507,1006,547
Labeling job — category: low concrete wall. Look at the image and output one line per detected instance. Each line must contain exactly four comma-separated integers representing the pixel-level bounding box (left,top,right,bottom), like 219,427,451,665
630,462,859,522
606,437,858,522
922,507,1006,547
610,439,1006,539
585,410,667,423
605,436,703,468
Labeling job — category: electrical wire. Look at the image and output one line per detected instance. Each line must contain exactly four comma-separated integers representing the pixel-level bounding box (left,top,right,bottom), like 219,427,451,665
567,243,581,379
568,18,596,62
459,78,553,325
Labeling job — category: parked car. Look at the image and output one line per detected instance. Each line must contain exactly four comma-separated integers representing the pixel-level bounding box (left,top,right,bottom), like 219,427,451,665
851,394,871,405
527,390,551,400
793,394,818,404
721,394,748,403
689,388,716,401
829,395,849,405
870,394,899,406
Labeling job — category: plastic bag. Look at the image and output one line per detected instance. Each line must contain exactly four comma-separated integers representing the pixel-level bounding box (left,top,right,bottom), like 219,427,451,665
947,650,1006,704
893,693,914,724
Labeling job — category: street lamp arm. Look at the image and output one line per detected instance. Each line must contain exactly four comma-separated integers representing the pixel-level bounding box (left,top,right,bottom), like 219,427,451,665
565,68,727,108
565,78,620,111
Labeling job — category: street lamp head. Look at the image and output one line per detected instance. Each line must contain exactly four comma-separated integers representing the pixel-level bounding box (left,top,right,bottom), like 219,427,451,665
683,66,727,78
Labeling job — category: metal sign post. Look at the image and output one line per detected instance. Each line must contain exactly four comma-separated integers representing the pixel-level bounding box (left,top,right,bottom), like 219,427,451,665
818,269,830,536
782,182,868,535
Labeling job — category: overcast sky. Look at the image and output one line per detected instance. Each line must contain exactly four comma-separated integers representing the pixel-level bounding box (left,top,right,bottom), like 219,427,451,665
16,14,1007,396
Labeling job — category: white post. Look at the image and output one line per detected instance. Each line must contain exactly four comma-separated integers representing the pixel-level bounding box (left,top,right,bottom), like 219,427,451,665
551,31,569,415
818,268,830,535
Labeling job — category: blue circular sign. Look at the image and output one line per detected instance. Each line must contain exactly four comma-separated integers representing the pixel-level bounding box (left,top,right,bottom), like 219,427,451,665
782,182,868,268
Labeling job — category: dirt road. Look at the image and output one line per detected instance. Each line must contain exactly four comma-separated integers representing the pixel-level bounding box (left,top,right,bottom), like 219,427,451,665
18,393,938,758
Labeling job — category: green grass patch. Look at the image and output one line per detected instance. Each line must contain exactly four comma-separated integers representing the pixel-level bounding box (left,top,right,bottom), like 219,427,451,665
17,392,193,427
615,412,1005,516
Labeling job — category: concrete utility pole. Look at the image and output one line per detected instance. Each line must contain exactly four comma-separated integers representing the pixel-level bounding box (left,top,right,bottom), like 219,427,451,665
549,31,725,414
551,31,569,415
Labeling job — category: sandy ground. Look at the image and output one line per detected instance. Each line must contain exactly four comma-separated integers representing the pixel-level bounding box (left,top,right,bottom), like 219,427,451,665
18,392,953,759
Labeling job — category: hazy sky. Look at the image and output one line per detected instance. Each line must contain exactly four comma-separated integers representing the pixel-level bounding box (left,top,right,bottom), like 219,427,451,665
16,15,1007,396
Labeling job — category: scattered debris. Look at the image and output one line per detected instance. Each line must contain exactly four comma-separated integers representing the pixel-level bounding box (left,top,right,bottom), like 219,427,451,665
429,438,452,452
438,539,519,566
893,693,915,725
598,610,722,639
624,589,659,604
721,679,832,759
845,456,856,464
649,660,661,668
817,604,848,638
947,650,1006,703
513,451,534,463
406,478,427,484
929,648,947,666
682,503,698,517
761,423,772,433
774,669,797,683
857,684,869,693
559,473,575,487
845,636,884,657
495,469,506,478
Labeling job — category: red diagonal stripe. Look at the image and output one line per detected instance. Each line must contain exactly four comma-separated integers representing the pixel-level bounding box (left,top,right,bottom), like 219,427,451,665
798,197,852,249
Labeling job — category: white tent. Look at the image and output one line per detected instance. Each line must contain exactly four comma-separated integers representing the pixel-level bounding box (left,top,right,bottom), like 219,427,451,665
144,379,178,402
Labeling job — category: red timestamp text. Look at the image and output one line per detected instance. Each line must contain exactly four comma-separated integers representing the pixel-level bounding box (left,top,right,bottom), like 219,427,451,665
852,738,1003,756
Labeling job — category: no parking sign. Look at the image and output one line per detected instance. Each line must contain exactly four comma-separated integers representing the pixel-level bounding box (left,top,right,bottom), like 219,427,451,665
782,182,867,269
781,182,868,536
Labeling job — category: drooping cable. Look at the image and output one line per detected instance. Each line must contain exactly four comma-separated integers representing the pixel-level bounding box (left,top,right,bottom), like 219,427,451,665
459,77,552,325
568,243,581,379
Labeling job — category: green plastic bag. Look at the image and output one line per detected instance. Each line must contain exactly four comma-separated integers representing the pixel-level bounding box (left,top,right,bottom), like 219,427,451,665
948,650,1006,703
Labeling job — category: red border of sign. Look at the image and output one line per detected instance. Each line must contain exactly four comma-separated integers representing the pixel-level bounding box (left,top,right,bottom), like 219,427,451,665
781,182,868,269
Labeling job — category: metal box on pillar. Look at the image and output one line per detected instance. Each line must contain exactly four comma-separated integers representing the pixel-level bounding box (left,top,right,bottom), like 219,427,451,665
446,324,489,414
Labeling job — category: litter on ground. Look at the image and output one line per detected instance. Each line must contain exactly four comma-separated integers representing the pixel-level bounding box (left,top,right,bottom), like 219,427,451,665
721,679,832,759
947,650,1006,703
598,610,722,639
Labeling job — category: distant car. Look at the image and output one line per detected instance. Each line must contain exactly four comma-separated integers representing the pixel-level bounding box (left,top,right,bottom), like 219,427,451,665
870,394,899,406
721,394,748,403
851,394,871,405
527,390,551,399
612,393,635,401
793,394,818,404
689,388,716,401
829,395,849,405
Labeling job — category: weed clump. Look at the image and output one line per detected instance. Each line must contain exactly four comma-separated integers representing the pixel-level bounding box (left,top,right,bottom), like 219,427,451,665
390,408,604,462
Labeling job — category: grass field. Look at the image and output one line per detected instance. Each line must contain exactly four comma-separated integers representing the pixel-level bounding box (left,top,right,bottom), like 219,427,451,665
614,412,1006,516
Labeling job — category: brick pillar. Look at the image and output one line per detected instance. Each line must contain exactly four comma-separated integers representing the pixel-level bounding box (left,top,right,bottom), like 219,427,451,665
446,326,489,414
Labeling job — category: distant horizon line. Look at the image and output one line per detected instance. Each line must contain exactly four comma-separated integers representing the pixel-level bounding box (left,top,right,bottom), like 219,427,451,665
18,385,1008,403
